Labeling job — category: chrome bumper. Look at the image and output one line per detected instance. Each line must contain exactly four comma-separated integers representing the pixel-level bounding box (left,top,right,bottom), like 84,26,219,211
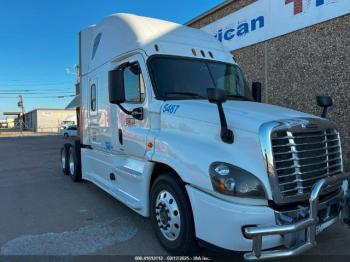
244,172,350,261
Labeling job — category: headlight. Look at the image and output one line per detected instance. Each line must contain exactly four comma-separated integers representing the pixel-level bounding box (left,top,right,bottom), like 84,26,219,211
209,162,266,199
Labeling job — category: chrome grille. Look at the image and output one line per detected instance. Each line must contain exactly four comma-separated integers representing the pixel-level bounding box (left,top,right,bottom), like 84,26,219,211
271,128,343,198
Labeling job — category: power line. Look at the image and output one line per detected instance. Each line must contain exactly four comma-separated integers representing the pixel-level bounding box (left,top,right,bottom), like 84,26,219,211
0,81,72,87
0,95,75,99
0,79,71,82
0,92,75,95
0,89,74,92
0,87,74,90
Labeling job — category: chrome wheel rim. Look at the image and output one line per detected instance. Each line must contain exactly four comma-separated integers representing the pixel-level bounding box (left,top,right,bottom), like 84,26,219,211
69,151,75,176
61,150,66,170
155,190,181,241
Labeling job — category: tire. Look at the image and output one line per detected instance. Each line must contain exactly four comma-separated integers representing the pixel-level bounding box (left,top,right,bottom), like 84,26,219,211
64,133,69,138
60,144,71,175
150,173,198,254
67,145,81,182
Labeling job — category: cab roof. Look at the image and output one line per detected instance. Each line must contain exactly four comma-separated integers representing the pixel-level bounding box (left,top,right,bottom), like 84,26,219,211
80,13,232,75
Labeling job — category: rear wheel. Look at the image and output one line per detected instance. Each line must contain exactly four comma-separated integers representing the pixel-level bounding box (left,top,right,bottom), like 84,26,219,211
68,145,81,182
60,144,71,175
150,173,197,254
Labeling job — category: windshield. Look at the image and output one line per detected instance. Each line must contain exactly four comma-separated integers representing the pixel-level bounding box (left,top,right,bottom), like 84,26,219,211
148,56,253,101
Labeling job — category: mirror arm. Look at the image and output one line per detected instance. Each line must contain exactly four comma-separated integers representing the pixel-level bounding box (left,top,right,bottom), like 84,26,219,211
252,82,262,103
316,96,333,118
207,88,234,144
132,107,144,120
116,103,132,115
321,107,328,118
116,103,144,121
217,103,234,144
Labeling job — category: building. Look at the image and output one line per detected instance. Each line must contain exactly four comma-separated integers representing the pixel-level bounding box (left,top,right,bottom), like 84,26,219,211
0,118,15,129
6,118,15,129
187,0,350,170
0,120,8,128
22,109,77,133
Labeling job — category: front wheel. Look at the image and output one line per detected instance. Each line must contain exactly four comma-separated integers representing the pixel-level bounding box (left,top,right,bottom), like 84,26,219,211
150,173,197,254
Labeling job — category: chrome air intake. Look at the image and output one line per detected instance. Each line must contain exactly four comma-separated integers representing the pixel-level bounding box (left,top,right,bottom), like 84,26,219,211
260,118,343,204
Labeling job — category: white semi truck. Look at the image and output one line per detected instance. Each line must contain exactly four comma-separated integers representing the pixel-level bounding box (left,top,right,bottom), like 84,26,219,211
60,13,350,260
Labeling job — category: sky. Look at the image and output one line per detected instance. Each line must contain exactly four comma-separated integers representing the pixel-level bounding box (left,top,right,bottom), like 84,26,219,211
0,0,224,119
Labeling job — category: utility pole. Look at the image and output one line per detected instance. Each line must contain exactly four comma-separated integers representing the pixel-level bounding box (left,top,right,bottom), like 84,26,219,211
17,95,25,132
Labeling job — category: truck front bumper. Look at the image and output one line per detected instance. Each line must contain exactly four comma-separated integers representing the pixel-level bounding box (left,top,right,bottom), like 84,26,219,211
244,172,350,261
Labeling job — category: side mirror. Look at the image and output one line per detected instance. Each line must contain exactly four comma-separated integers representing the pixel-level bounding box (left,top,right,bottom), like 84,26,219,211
108,68,125,104
108,65,144,121
316,96,333,118
207,88,233,144
252,82,262,103
207,88,227,104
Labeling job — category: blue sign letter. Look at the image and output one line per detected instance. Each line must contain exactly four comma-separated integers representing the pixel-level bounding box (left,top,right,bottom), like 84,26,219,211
237,23,249,36
316,0,324,6
251,16,265,31
224,29,235,40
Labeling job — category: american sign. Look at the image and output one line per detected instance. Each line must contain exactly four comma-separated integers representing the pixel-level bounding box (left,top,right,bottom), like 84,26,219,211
201,0,350,50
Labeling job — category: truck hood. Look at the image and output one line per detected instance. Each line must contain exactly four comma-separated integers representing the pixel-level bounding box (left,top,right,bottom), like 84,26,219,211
166,100,317,133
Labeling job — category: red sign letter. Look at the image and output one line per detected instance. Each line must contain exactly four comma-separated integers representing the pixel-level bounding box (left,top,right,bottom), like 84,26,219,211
285,0,303,15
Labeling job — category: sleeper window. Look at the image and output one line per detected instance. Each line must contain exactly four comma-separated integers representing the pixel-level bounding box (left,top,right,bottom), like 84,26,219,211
92,33,102,60
91,84,97,111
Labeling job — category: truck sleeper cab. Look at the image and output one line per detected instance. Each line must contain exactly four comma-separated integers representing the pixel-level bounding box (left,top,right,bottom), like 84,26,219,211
60,13,350,260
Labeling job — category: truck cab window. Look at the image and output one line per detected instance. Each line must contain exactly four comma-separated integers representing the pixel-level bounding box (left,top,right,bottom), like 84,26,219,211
124,64,145,103
149,56,253,101
91,84,97,111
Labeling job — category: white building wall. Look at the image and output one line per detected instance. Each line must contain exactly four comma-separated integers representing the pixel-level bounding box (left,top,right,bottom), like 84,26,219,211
36,109,76,133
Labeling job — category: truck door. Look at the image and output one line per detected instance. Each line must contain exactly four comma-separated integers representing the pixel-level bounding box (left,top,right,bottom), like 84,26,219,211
115,54,150,159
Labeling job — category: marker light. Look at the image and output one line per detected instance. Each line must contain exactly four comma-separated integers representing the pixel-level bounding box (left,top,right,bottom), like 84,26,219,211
192,48,197,56
154,44,159,52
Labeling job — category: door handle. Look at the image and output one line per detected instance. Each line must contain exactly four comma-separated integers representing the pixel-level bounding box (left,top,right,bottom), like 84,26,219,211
118,129,123,145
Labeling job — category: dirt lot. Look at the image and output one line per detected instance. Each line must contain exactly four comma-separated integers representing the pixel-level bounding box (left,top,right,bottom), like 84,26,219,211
0,136,349,261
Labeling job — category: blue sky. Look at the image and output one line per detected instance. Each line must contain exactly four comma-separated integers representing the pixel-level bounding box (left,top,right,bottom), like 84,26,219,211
0,0,223,119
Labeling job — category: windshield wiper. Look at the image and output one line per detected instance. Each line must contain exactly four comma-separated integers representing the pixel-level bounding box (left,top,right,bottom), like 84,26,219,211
165,92,206,99
226,95,253,101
